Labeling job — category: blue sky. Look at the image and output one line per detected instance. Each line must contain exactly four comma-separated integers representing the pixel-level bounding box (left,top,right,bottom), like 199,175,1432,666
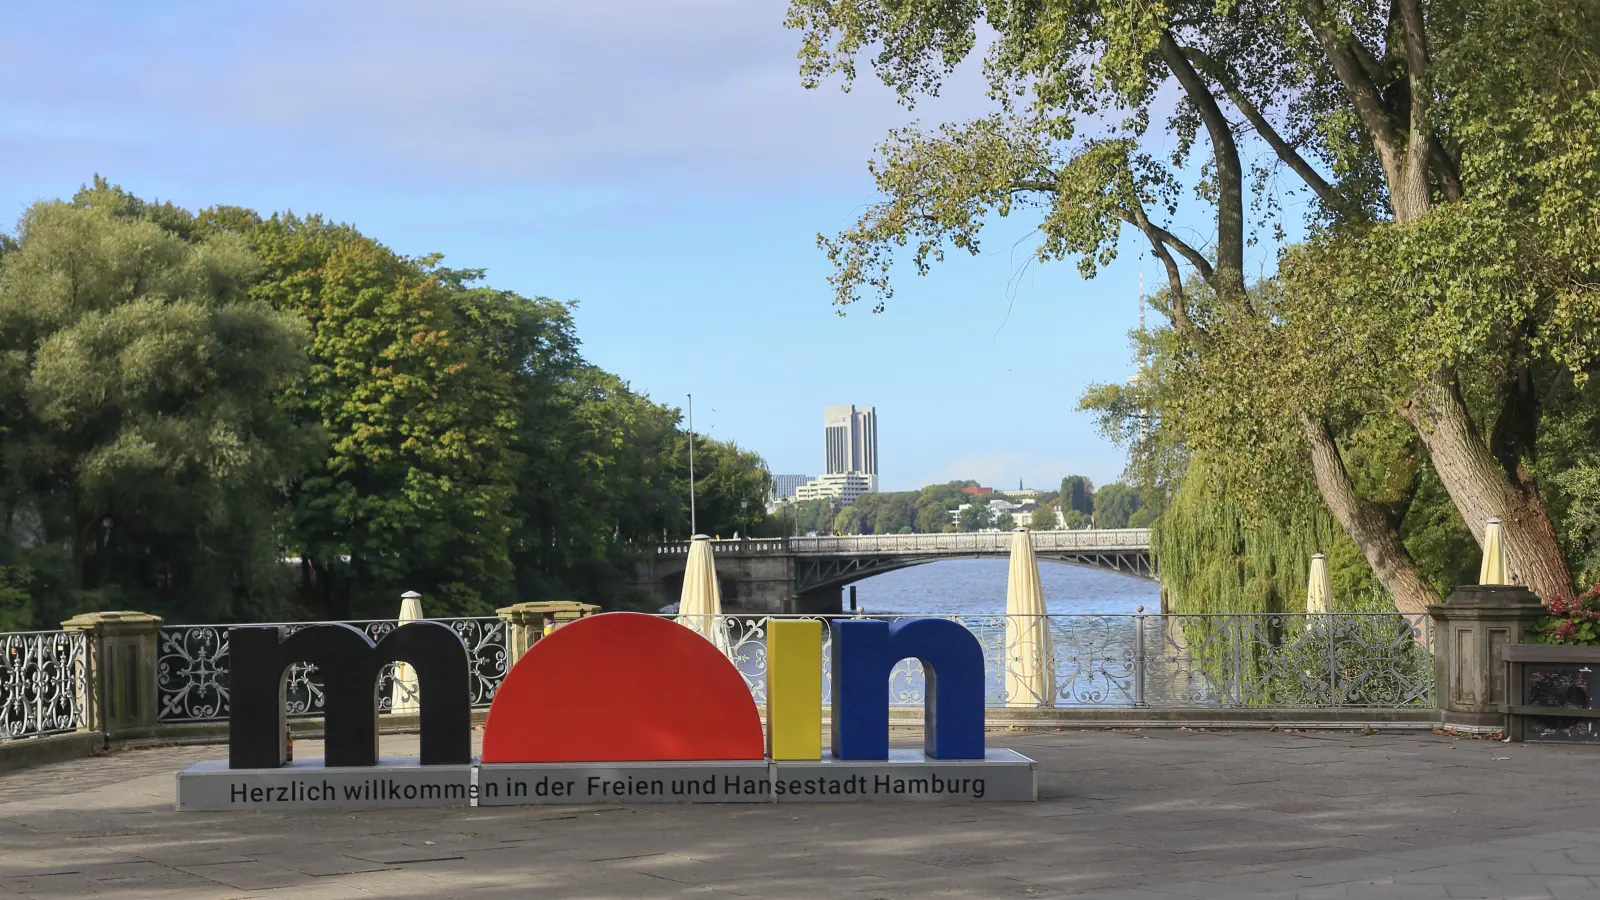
0,1,1264,492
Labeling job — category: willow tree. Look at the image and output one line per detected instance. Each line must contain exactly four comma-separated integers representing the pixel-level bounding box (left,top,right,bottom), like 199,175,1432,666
787,0,1599,609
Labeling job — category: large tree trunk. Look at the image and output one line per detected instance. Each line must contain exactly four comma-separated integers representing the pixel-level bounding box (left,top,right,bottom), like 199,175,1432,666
1300,414,1438,616
1401,372,1575,603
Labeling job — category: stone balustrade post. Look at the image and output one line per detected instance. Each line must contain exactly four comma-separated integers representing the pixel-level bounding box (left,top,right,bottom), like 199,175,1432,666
60,610,164,739
495,601,600,665
1427,585,1545,734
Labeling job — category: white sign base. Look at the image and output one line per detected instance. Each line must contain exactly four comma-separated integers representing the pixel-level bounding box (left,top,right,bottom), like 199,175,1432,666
176,750,1038,810
176,758,475,811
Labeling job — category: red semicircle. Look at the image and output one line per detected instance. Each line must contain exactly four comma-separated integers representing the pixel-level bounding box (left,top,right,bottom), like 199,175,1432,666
481,612,765,763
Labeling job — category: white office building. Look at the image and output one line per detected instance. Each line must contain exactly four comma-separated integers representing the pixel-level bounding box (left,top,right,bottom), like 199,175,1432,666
794,472,872,505
823,404,879,493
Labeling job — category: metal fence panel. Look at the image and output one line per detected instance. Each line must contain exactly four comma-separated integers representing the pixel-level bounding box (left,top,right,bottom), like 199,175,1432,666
156,618,508,723
2,610,1433,740
670,612,1433,710
0,630,86,739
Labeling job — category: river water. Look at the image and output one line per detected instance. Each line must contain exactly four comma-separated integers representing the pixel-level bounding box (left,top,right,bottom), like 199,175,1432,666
846,558,1158,616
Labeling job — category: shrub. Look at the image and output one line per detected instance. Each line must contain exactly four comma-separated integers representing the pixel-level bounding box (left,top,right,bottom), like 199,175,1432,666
1530,584,1600,645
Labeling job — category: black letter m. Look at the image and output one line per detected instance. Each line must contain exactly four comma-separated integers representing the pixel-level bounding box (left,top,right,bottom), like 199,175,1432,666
228,622,470,769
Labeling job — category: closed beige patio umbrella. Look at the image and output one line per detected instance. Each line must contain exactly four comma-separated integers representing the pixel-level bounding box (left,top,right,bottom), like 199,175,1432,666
390,590,423,715
1480,517,1509,585
1004,528,1055,708
676,535,732,655
1306,553,1331,615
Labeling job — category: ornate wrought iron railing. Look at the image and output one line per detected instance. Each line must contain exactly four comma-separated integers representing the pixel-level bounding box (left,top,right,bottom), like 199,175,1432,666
669,611,1434,710
156,617,507,723
650,529,1152,556
138,610,1431,727
791,529,1152,554
0,630,86,740
1,610,1434,744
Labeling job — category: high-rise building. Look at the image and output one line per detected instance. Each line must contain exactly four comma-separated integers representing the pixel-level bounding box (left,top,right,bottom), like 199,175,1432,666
769,474,811,503
823,404,878,493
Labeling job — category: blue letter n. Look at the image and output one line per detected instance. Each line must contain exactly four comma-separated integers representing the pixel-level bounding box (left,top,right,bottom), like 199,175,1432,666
830,618,984,760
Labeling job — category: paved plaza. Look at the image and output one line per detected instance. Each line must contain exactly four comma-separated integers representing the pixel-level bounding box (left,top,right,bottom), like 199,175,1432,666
1,728,1598,899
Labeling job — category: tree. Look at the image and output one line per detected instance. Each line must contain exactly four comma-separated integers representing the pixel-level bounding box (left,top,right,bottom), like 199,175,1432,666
956,503,990,532
230,215,523,618
791,499,836,535
1061,509,1091,530
834,505,867,534
1094,483,1142,529
1029,502,1058,531
686,436,773,537
871,493,917,534
1061,476,1094,517
993,511,1015,531
0,198,311,625
0,180,788,625
848,493,885,533
915,499,951,532
787,0,1600,608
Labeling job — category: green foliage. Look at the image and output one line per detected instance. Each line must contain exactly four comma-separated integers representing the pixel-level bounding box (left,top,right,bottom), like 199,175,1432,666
1252,615,1433,707
1060,476,1094,516
1530,584,1600,646
915,499,952,533
1029,501,1057,531
0,180,780,626
0,196,312,624
234,216,521,617
833,505,866,535
784,499,838,535
1154,460,1345,617
1093,482,1141,529
956,502,990,532
792,0,1600,613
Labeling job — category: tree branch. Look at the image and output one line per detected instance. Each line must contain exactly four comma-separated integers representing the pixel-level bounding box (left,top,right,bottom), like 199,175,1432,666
1301,0,1408,191
1429,136,1464,202
1183,47,1343,213
1149,223,1217,285
1157,28,1247,302
1015,176,1214,314
1123,203,1201,341
1398,0,1434,200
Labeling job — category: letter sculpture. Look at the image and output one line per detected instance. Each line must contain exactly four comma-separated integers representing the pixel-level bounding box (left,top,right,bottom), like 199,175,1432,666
830,617,985,760
228,622,471,768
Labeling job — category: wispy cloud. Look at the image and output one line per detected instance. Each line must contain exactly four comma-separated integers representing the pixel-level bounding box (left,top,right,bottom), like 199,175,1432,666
1,0,991,191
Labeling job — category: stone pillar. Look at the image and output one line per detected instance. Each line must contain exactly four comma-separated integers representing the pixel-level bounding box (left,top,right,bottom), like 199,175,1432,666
60,611,164,739
496,601,600,665
1427,585,1545,734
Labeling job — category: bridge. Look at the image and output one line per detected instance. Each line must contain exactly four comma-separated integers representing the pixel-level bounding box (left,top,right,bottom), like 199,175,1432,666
631,529,1154,614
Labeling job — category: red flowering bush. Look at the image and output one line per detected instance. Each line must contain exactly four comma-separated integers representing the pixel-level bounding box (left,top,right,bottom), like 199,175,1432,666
1530,584,1600,645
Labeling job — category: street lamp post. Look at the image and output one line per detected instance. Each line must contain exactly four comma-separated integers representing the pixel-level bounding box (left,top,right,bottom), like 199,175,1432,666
687,393,697,536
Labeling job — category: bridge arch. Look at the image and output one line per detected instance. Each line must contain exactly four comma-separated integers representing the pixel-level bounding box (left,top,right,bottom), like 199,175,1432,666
634,530,1154,613
792,548,1155,597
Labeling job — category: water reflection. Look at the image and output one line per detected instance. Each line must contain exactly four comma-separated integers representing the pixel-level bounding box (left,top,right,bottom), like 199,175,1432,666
848,557,1157,616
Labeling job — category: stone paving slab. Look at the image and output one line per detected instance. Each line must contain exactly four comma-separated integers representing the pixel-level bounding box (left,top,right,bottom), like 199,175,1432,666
0,728,1597,898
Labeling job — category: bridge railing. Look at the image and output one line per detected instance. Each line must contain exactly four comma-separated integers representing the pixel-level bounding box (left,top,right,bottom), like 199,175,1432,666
670,611,1432,711
651,539,791,555
789,529,1151,554
647,529,1152,555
